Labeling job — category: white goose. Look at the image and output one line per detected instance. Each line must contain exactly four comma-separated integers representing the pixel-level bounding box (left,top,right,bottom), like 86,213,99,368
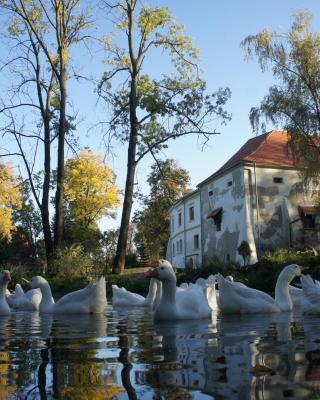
31,276,107,314
112,278,158,307
288,284,303,308
191,275,217,311
217,264,304,314
300,274,320,314
0,270,11,315
146,259,212,320
7,283,42,311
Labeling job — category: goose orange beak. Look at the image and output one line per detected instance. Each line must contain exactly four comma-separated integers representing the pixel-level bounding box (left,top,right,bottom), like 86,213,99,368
144,268,159,278
299,265,309,272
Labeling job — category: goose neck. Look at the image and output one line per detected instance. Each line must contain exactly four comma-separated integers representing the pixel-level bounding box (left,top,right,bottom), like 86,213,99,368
275,270,293,311
161,278,176,303
39,282,55,305
0,283,8,299
145,279,157,304
153,281,162,309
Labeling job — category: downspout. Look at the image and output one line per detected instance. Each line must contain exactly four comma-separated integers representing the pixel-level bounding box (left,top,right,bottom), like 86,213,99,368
289,218,301,247
199,187,204,268
243,167,258,263
253,162,261,256
183,198,187,267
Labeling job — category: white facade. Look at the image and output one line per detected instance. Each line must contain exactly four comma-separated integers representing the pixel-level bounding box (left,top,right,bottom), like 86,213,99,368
167,131,319,269
167,191,202,268
199,165,257,266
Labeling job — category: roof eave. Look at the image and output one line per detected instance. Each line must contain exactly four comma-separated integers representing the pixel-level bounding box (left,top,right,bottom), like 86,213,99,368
197,160,306,187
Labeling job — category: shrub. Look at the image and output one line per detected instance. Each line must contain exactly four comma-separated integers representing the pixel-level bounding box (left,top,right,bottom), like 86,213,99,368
52,244,104,279
176,256,238,285
234,248,320,294
237,240,252,266
125,253,138,269
106,274,149,298
2,265,27,291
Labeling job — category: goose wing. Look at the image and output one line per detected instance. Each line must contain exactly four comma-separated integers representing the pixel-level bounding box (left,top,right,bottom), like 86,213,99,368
301,274,320,303
221,276,275,304
112,284,145,306
54,277,106,313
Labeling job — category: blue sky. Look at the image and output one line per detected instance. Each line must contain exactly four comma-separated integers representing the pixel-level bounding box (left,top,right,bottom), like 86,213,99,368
100,0,320,229
1,0,320,230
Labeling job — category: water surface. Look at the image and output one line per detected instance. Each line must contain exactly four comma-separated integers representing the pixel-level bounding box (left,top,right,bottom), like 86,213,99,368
1,307,320,399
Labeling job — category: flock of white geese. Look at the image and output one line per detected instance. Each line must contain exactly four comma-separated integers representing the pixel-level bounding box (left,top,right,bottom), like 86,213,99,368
0,259,319,320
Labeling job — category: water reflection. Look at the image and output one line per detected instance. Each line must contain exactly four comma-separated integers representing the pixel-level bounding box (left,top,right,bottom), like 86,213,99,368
1,310,320,398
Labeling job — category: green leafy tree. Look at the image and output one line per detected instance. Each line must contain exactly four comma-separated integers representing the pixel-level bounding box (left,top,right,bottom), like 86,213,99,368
237,240,252,267
133,159,190,260
100,0,231,273
102,228,119,272
13,181,43,258
242,10,320,172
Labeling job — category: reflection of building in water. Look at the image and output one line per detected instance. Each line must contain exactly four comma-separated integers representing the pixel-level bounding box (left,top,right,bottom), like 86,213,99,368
135,315,320,399
154,332,218,390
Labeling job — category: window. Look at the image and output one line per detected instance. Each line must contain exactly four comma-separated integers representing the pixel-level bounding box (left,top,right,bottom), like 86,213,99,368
178,211,182,227
299,205,318,229
172,243,175,257
207,207,223,232
176,239,183,254
227,180,232,187
215,215,222,231
194,234,199,249
209,190,213,196
273,177,283,184
189,206,195,221
171,217,174,232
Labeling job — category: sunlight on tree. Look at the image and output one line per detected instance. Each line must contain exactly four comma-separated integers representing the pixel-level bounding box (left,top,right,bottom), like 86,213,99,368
0,162,21,241
64,151,120,228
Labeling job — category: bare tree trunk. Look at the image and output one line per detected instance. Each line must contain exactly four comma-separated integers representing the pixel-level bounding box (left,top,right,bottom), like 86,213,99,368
41,115,54,272
54,52,67,249
113,132,137,273
112,42,138,274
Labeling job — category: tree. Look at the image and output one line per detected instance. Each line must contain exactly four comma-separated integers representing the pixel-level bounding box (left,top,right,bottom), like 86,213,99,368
0,0,93,266
0,162,22,241
63,150,120,253
237,240,252,267
64,150,120,228
242,10,320,170
100,0,231,273
133,159,190,260
102,228,119,272
13,181,43,258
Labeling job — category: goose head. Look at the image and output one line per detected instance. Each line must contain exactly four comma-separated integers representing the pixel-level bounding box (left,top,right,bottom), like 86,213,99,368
0,270,11,286
281,264,305,281
31,276,48,289
146,259,175,283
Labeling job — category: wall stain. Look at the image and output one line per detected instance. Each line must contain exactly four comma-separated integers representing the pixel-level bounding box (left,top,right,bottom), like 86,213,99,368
231,170,245,199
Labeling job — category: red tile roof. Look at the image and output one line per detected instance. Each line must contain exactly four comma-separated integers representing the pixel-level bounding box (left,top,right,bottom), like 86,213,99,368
199,131,307,185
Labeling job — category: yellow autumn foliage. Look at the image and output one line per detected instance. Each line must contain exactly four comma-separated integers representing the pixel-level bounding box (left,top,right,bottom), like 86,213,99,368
64,151,120,227
0,162,21,241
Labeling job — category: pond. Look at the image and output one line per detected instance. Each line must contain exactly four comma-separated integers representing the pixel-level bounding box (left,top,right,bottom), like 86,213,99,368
2,307,320,399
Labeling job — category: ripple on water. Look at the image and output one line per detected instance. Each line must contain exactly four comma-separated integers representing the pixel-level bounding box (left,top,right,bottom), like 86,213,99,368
1,310,320,398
